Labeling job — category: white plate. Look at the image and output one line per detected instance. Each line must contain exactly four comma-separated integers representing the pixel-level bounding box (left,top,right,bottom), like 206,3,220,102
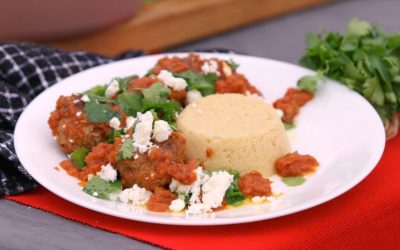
14,53,385,225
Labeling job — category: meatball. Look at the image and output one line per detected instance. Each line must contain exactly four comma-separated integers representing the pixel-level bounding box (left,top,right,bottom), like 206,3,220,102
48,95,111,154
115,132,194,191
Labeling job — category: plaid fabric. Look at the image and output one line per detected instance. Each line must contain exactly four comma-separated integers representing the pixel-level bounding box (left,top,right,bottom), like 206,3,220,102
0,43,146,196
0,43,234,197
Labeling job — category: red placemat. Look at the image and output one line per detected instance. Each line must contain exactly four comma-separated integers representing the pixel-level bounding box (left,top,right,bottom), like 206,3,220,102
6,135,400,249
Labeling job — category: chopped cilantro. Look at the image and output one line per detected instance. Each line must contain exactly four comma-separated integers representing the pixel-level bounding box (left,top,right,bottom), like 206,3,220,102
283,122,296,130
297,72,323,93
85,93,116,104
116,75,137,91
174,70,218,96
84,102,120,123
141,83,170,104
226,59,240,70
116,138,134,161
83,176,122,199
282,176,306,186
117,92,143,116
107,129,125,143
84,85,107,97
70,148,90,169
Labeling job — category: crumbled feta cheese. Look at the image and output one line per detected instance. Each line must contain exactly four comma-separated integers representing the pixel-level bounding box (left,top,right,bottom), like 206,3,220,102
157,70,187,91
201,171,233,210
124,116,136,132
73,99,80,104
80,94,90,102
266,196,276,203
274,108,284,119
170,167,207,204
186,203,207,215
222,61,232,77
76,111,82,117
252,196,266,203
118,184,152,206
68,139,74,143
201,60,220,76
134,154,139,160
93,192,98,197
105,79,120,98
109,117,120,130
152,120,172,142
133,111,154,153
185,90,202,105
169,198,186,212
97,163,117,182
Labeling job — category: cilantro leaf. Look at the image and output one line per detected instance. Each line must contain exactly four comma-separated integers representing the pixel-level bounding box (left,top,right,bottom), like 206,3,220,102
225,178,246,206
283,122,296,130
84,85,107,97
282,176,306,186
116,75,137,91
142,83,170,104
84,102,120,123
297,73,323,93
116,138,134,161
70,148,90,169
174,70,217,96
83,176,122,199
117,92,143,116
85,93,116,104
226,59,240,71
107,129,125,143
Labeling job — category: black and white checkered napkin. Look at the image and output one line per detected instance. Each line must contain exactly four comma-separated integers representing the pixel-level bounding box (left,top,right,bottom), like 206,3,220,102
0,42,147,196
0,43,233,197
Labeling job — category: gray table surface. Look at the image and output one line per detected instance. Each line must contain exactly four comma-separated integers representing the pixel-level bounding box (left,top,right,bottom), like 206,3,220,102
1,0,398,249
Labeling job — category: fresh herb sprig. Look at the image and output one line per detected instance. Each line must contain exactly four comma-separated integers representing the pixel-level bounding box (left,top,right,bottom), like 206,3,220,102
300,18,400,122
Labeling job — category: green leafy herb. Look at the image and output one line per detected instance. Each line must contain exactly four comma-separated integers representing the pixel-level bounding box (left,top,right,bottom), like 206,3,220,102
174,70,218,96
84,85,107,97
282,176,306,186
116,75,137,91
297,71,323,93
299,18,400,122
70,148,90,169
83,176,122,199
85,93,116,104
84,102,120,123
117,92,143,116
226,59,240,70
141,83,181,123
283,122,296,130
107,129,125,143
116,138,134,161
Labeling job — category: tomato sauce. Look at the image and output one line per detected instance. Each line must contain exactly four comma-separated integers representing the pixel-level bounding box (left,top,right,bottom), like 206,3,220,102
147,187,178,212
273,88,314,123
206,148,214,158
275,151,319,177
238,171,272,197
215,73,262,96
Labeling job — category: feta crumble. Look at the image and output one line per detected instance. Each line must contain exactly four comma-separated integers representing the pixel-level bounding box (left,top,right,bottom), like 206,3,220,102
118,184,152,206
105,79,120,98
201,171,233,211
133,111,154,153
252,196,266,203
201,60,220,76
222,61,232,77
124,116,136,132
169,198,186,212
109,117,120,130
97,163,117,182
76,111,82,117
157,70,187,91
274,108,284,119
80,94,90,102
185,90,202,105
152,120,172,142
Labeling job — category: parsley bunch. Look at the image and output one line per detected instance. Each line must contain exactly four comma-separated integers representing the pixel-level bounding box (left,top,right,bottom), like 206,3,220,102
300,18,400,122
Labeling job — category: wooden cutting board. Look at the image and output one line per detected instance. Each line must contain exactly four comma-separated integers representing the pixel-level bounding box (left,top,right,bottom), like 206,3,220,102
44,0,333,55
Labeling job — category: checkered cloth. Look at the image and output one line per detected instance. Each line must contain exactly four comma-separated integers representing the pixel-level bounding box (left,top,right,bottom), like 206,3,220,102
0,43,233,196
0,43,147,196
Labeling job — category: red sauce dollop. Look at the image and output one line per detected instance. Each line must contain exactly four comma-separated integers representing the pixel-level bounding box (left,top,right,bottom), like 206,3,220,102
273,88,314,123
275,151,319,177
238,171,272,197
147,187,178,212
